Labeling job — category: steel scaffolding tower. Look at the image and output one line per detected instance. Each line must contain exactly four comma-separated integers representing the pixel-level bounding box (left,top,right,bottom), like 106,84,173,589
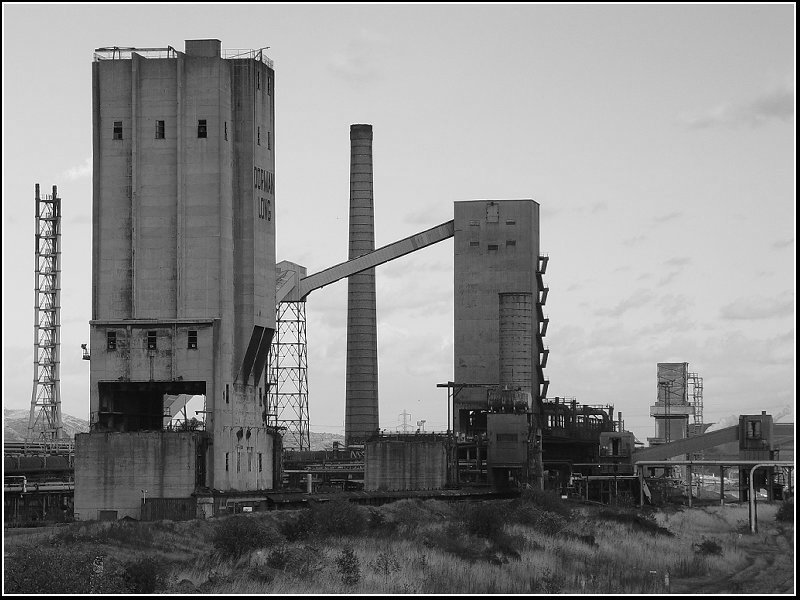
28,184,64,441
688,372,704,427
267,301,310,450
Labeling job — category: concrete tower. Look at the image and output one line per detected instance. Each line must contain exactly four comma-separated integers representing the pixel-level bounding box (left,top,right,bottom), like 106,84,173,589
345,124,379,445
77,40,278,520
453,200,543,430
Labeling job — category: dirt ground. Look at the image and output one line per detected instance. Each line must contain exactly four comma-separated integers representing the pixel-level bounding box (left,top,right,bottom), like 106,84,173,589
669,505,794,594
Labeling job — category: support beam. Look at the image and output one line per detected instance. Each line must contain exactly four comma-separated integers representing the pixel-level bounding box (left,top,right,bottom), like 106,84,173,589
297,220,455,300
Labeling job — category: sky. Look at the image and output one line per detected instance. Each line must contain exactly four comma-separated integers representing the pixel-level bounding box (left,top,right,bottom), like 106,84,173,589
2,3,795,444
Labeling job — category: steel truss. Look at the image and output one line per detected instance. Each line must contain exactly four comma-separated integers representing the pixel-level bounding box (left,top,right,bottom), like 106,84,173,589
29,184,64,441
267,301,310,450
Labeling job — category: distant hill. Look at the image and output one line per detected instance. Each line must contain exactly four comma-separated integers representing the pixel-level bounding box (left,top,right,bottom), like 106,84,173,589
3,408,343,449
3,408,90,441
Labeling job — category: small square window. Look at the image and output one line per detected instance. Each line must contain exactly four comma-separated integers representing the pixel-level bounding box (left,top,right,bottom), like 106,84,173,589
469,220,480,227
107,331,117,351
197,119,207,138
147,330,157,350
469,241,480,247
155,120,165,139
487,244,499,251
113,121,123,140
506,219,516,225
188,330,198,350
506,240,516,247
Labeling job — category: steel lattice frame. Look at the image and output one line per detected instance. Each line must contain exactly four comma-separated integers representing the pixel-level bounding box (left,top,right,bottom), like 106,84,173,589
28,184,64,441
267,301,310,450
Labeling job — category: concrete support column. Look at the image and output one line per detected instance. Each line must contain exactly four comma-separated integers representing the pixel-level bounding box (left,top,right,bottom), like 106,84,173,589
345,124,378,445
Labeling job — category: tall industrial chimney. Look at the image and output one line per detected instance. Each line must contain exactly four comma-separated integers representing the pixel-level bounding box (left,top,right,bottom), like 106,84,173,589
345,124,379,445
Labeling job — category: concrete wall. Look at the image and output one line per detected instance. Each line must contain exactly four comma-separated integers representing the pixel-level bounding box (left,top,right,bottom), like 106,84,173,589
74,431,203,520
453,200,540,427
364,439,447,491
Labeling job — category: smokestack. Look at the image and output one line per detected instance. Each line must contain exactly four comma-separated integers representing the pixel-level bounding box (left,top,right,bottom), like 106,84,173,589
345,124,379,445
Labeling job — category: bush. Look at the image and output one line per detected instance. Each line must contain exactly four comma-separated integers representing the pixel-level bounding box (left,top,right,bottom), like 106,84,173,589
265,543,326,578
776,498,794,523
309,500,369,537
598,508,674,537
520,488,574,518
4,545,128,593
122,556,169,593
212,515,283,558
336,546,361,586
460,501,509,539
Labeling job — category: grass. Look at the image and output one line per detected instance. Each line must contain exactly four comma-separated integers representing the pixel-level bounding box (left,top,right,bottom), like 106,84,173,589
3,495,790,594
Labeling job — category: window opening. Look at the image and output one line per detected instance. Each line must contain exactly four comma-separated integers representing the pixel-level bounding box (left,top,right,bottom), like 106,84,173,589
487,244,499,251
106,331,117,351
188,330,197,350
155,120,165,139
113,121,123,140
147,331,157,350
197,119,207,138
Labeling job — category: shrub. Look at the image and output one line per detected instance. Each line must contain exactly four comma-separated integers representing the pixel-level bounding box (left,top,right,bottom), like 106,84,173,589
598,508,674,537
278,510,315,541
4,545,128,593
520,488,574,518
693,538,723,556
122,556,169,593
309,500,369,537
775,498,794,523
265,543,326,578
212,515,283,558
369,550,400,581
336,546,361,586
460,501,508,539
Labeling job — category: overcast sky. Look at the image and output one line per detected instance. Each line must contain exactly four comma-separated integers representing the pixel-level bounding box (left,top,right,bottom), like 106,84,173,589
2,3,795,443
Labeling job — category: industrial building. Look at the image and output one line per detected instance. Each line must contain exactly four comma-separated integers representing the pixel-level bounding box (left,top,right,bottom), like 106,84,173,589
7,39,790,524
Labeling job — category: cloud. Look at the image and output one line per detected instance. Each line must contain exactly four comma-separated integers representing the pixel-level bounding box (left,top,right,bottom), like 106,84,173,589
328,29,387,84
594,288,655,317
652,211,682,225
664,257,691,267
61,156,92,181
772,238,794,250
678,82,794,130
720,291,794,320
623,235,647,246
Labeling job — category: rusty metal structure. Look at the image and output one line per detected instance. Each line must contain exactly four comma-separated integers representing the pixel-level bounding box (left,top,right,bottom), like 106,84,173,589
28,184,65,442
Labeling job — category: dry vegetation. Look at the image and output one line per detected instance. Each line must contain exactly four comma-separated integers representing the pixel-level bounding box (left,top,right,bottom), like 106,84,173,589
3,492,793,594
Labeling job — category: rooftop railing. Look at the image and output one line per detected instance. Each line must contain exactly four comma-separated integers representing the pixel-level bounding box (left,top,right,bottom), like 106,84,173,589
93,46,274,68
94,46,179,61
222,48,274,68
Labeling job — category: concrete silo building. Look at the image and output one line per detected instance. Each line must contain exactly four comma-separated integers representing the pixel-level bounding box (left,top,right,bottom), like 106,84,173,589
76,40,278,520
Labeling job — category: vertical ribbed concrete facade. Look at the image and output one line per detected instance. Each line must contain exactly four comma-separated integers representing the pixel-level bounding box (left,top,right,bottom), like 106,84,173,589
345,124,379,445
